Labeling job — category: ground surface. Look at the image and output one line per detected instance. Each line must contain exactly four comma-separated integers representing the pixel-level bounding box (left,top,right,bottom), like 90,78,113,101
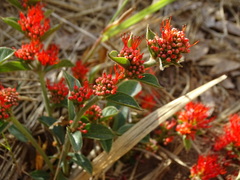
0,0,240,179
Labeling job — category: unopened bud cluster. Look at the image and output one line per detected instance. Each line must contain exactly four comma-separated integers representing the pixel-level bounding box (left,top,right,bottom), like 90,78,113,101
147,19,192,67
118,34,145,79
69,120,88,134
93,73,118,96
68,81,93,107
18,3,50,40
0,87,19,120
84,105,102,121
46,78,69,104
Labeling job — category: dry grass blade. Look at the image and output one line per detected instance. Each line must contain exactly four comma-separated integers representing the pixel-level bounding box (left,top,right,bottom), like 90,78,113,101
72,74,227,180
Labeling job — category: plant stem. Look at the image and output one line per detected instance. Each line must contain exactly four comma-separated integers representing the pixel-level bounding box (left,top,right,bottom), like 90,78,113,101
38,71,52,117
10,114,54,173
53,96,99,179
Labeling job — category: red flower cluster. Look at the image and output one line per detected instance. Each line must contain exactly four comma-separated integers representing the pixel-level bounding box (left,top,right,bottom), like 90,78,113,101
18,3,50,40
46,78,69,104
147,18,193,69
93,72,119,96
118,34,145,79
0,86,19,120
71,60,89,82
37,44,59,66
68,81,93,107
84,105,102,121
190,155,226,180
69,120,88,134
137,91,157,111
14,41,42,61
214,114,240,151
176,102,214,139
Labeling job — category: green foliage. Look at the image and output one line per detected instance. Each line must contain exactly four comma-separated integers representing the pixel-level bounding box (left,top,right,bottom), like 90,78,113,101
63,71,81,90
67,129,83,152
8,125,28,142
0,47,15,64
101,106,119,121
71,153,93,174
100,139,113,153
108,50,130,68
7,0,23,9
106,92,141,110
117,123,134,135
183,135,192,151
1,17,23,33
40,24,61,41
30,170,51,180
112,106,129,131
117,80,142,97
45,59,74,72
0,121,9,133
137,73,162,88
83,124,114,140
0,60,30,72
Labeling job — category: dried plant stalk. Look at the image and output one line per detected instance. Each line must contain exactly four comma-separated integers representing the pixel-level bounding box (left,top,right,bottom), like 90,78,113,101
72,75,227,180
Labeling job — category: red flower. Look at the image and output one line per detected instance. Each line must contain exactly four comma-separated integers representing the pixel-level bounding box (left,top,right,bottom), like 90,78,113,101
190,155,226,180
118,34,145,79
46,78,69,104
37,44,59,66
69,120,88,134
71,60,89,81
18,3,50,40
14,40,42,61
0,86,19,120
84,105,102,121
176,102,214,139
214,114,240,151
147,18,196,69
68,81,93,107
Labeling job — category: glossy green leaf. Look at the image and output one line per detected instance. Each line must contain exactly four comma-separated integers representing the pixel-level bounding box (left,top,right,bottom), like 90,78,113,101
40,24,61,41
112,106,129,131
8,125,28,142
117,123,134,135
100,139,113,153
102,0,175,41
7,0,23,9
72,153,92,174
83,124,114,140
0,60,30,72
106,92,141,110
137,73,162,88
1,17,23,33
30,170,50,180
0,47,15,64
108,50,130,68
38,116,65,144
146,25,158,59
101,106,119,121
63,71,81,91
117,80,142,97
0,121,9,133
67,129,82,152
45,59,74,72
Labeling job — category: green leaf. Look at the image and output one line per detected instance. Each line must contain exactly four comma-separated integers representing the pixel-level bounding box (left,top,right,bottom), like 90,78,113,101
108,50,130,68
63,71,81,91
102,0,175,41
67,129,82,152
7,0,23,9
0,121,9,133
146,25,156,40
1,17,23,33
106,92,141,110
112,106,129,131
117,123,134,135
101,106,119,121
8,125,28,142
0,47,15,64
30,170,51,180
38,116,65,144
183,135,191,151
118,80,142,97
68,100,75,120
0,60,30,72
137,73,162,88
72,153,93,174
83,124,114,140
100,139,112,153
40,24,61,41
45,59,74,72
